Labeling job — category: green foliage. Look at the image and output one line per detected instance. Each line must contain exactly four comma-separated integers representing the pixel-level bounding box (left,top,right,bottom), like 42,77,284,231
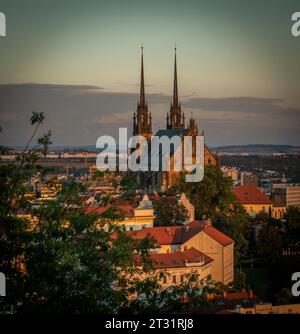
255,211,270,224
153,196,188,226
230,270,249,292
220,154,300,180
92,170,105,181
176,166,251,264
284,206,300,251
213,208,250,264
256,224,283,262
119,173,136,202
58,179,87,205
274,288,294,305
0,113,156,313
30,111,45,125
176,166,236,218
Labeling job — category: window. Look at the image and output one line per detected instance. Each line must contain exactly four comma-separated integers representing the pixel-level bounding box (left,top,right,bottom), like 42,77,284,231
163,276,167,284
172,275,176,284
180,275,184,283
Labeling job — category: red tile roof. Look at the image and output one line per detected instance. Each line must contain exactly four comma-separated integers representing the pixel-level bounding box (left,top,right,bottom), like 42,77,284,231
231,185,272,204
125,220,202,245
202,226,234,247
134,247,213,269
125,220,233,247
207,291,256,301
85,202,135,217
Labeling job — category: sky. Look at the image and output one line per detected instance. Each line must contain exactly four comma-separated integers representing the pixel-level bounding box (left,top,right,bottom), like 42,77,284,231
0,0,299,147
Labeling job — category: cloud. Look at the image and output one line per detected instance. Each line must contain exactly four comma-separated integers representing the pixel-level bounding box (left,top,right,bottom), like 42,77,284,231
96,111,132,124
0,83,104,91
0,112,25,121
182,96,300,121
0,83,299,146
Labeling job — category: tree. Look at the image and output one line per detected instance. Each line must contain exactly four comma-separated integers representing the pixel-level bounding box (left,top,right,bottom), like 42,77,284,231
274,288,294,305
176,166,251,263
153,196,188,226
255,211,270,224
213,208,250,264
256,224,283,262
119,173,136,202
230,270,249,292
284,206,300,252
0,113,158,314
176,166,236,218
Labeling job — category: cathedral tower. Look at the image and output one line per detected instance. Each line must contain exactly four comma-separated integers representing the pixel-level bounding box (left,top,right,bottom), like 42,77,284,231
167,48,185,129
133,46,152,140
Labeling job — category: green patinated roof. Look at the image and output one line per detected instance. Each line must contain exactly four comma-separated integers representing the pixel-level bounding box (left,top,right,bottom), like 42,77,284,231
155,128,190,138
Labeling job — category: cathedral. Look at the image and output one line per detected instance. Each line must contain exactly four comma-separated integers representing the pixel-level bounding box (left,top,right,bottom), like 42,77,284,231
132,47,218,192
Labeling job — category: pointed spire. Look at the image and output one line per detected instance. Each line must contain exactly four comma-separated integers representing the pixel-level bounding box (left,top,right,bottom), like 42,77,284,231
140,46,145,106
173,47,178,107
134,46,152,138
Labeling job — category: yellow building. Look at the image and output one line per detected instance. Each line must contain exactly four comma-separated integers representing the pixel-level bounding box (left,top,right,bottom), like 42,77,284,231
183,220,234,285
272,203,286,219
232,185,273,217
86,194,155,231
178,193,195,223
134,247,213,287
126,219,234,285
235,303,300,314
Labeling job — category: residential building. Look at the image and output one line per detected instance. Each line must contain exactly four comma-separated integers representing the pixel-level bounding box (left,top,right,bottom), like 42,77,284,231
178,193,195,223
234,302,300,314
272,183,300,207
86,194,155,231
134,247,213,288
221,166,239,185
240,172,257,186
125,219,234,285
232,185,273,217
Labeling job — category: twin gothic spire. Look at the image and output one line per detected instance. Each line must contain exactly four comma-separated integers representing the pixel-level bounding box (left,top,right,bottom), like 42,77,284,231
133,47,189,136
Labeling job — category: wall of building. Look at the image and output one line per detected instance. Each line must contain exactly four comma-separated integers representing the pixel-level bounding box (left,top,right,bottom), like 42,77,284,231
182,231,234,285
272,206,286,219
160,264,212,288
160,244,181,254
242,203,273,217
238,303,300,314
286,186,300,207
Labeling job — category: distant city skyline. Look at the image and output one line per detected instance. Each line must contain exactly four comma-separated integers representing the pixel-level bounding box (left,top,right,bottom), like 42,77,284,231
0,0,299,146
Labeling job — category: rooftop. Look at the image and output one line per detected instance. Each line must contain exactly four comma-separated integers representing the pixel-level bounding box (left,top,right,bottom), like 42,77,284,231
134,247,213,269
125,220,234,247
232,185,272,204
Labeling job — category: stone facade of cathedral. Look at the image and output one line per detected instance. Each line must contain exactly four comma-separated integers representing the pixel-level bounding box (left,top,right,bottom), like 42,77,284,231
133,47,218,192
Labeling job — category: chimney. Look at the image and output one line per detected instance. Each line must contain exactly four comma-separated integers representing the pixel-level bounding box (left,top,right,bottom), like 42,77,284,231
185,225,190,233
223,291,227,299
249,290,253,299
165,227,171,236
